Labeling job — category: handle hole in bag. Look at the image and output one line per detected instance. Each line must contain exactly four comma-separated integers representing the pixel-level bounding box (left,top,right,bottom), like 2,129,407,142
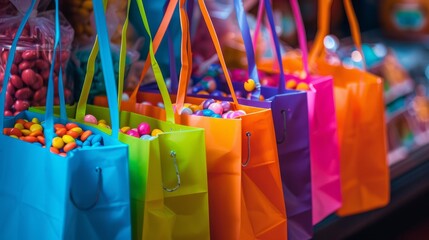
276,110,288,144
163,151,181,192
242,132,252,167
70,167,103,211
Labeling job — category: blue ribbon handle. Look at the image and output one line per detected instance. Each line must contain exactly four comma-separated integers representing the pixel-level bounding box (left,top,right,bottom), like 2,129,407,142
233,0,261,99
233,0,287,94
92,0,120,139
0,0,36,132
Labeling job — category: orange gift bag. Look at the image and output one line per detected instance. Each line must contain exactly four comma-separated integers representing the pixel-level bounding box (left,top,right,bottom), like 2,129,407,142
95,0,288,238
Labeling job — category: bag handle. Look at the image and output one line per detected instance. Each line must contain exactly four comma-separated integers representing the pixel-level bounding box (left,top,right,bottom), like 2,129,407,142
234,0,261,99
75,0,117,123
134,0,176,123
309,0,366,70
175,0,243,112
127,0,178,119
0,0,37,132
75,0,131,116
252,0,311,81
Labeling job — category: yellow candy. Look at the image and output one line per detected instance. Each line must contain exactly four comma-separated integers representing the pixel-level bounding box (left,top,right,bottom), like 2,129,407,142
121,126,131,133
286,80,297,89
98,122,110,129
70,127,83,134
189,104,202,112
31,118,40,124
10,135,18,139
98,119,107,124
30,124,43,132
21,129,31,136
52,137,65,149
244,79,256,92
62,135,76,144
151,129,163,137
296,82,310,91
14,123,24,130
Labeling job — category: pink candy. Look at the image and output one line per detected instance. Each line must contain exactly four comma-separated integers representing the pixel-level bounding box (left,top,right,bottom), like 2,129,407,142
208,102,223,115
84,114,98,124
137,122,151,135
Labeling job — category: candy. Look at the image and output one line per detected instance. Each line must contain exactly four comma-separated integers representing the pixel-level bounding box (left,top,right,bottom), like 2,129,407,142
286,80,297,89
29,124,42,132
84,114,98,124
80,130,92,141
29,130,43,137
66,130,79,139
220,101,231,112
65,123,79,130
126,129,140,138
140,135,153,140
62,134,75,144
14,123,24,130
52,137,65,149
70,127,83,135
122,93,130,101
201,99,216,109
120,126,131,133
151,129,163,137
208,102,223,115
63,142,77,152
55,128,67,137
137,122,151,135
180,107,193,115
212,114,222,118
194,110,204,116
244,79,256,92
296,82,310,91
202,109,215,117
9,128,22,137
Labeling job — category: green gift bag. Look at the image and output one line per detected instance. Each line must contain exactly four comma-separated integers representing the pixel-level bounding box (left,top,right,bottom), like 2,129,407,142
31,0,210,239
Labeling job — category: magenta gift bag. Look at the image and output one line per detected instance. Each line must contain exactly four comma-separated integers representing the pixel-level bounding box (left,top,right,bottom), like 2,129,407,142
236,0,342,236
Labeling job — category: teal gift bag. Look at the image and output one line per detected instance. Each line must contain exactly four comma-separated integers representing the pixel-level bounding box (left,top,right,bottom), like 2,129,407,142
0,0,131,238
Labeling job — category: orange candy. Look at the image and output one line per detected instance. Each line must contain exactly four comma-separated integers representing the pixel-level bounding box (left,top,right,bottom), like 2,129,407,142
54,123,65,131
29,130,43,137
15,119,26,125
296,82,310,91
63,142,77,152
80,130,92,141
23,121,34,129
50,147,60,154
37,136,45,145
55,128,67,137
66,123,79,130
59,152,67,157
66,130,79,139
22,136,38,143
3,128,12,135
9,128,22,137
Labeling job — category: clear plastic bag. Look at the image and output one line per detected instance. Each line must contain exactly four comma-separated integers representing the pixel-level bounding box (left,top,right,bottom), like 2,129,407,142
0,0,75,116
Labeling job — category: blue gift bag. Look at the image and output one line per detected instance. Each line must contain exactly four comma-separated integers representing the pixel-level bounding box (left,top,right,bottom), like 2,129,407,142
0,0,131,238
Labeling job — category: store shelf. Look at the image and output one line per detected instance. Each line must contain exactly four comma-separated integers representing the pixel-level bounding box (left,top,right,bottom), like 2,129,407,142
313,144,429,240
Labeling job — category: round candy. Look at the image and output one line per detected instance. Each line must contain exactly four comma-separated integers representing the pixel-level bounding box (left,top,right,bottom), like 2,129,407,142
286,80,297,89
210,90,225,97
196,90,209,95
208,102,223,115
126,129,140,138
296,82,310,91
201,76,217,92
201,99,215,109
140,134,153,140
98,122,110,129
244,79,256,92
212,114,222,118
122,93,130,101
180,107,193,115
84,114,98,124
151,129,163,137
189,104,201,112
62,134,75,144
192,85,204,94
194,110,204,116
80,130,92,141
202,109,215,117
137,122,151,135
157,102,165,109
120,126,131,133
220,101,231,112
30,124,43,132
52,137,64,149
91,135,103,145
